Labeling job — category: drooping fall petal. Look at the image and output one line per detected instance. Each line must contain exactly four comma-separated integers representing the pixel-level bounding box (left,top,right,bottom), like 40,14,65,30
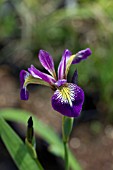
20,70,50,100
20,70,30,100
51,83,84,117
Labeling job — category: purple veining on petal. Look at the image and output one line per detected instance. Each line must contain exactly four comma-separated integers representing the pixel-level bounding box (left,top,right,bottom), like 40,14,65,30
72,48,92,64
39,50,55,76
51,83,84,117
58,49,72,79
20,70,29,100
28,65,56,84
55,79,67,87
71,69,78,84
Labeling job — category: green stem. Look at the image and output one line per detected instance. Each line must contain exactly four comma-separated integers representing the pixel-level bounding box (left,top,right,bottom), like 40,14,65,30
62,115,74,170
62,115,73,170
25,139,44,170
35,158,44,170
63,141,69,170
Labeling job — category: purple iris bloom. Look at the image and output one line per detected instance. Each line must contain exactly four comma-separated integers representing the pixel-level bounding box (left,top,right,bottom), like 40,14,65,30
20,48,91,117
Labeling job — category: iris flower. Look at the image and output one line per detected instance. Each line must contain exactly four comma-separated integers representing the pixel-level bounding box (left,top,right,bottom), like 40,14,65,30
20,48,91,117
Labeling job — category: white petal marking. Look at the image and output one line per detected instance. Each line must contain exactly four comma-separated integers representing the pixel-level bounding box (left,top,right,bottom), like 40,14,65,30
54,84,79,107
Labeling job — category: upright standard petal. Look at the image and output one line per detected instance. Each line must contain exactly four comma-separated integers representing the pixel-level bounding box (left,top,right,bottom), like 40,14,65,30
20,70,29,100
20,88,29,100
72,48,92,64
39,50,56,78
58,49,72,79
28,65,56,84
51,83,84,117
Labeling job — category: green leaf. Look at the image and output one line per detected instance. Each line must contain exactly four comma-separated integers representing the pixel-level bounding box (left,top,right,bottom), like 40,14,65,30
0,108,82,170
0,118,41,170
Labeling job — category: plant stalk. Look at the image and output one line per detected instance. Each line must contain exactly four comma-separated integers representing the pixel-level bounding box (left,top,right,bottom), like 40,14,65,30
62,116,74,170
63,141,69,170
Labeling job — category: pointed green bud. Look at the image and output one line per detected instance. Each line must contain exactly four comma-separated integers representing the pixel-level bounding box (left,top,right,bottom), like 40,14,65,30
26,116,34,144
25,117,37,159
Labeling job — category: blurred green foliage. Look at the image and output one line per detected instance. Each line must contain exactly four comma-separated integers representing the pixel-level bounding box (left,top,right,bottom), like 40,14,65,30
0,0,113,121
0,117,41,170
90,121,102,135
0,108,82,170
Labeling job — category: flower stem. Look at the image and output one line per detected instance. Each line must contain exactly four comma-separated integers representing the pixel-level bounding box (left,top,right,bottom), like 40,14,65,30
62,116,74,170
63,141,69,170
35,158,44,170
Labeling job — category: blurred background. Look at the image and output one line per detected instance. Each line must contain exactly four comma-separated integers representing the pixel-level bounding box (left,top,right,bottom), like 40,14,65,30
0,0,113,169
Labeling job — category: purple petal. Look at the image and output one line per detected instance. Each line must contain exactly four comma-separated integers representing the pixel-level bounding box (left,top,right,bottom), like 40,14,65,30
55,79,67,87
58,49,72,79
28,65,56,84
71,69,78,84
20,70,29,100
51,83,84,117
20,88,29,100
72,48,92,64
39,50,56,77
